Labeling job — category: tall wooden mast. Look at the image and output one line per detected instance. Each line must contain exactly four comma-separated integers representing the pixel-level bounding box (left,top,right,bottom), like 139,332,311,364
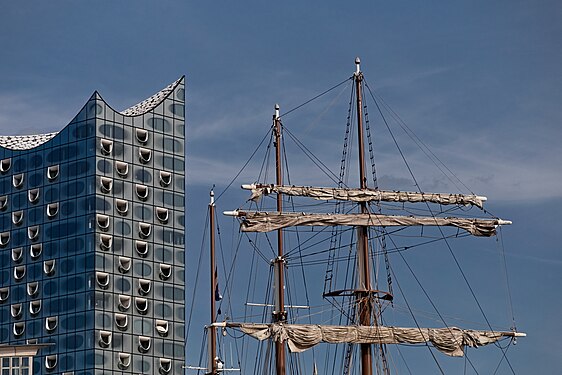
354,57,386,375
209,190,218,375
272,104,287,375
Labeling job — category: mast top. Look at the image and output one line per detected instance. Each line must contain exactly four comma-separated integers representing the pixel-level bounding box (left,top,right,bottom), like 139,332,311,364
210,189,215,205
355,57,361,75
274,104,280,119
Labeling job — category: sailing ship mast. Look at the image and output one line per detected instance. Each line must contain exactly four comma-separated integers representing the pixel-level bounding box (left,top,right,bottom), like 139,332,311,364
220,58,525,374
272,104,287,375
354,57,388,375
209,190,219,375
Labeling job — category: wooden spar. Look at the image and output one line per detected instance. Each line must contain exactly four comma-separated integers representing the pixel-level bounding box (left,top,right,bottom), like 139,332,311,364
209,190,218,374
273,104,287,375
354,57,388,375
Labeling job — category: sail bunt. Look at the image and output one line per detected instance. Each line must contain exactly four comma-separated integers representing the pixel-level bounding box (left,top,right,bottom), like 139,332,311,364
217,322,525,357
224,211,511,237
243,184,487,208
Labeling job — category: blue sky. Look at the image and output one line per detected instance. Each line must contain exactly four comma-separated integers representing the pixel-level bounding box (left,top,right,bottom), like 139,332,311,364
1,1,560,373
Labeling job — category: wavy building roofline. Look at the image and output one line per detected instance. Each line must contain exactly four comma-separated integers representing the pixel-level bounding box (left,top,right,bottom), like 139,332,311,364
0,77,184,151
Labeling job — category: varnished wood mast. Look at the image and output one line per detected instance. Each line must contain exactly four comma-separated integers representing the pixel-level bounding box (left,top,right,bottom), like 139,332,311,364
273,104,287,375
209,191,218,374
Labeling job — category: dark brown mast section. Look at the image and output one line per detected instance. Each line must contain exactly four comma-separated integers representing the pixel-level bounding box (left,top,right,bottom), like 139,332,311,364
209,190,218,374
354,57,387,375
272,104,287,375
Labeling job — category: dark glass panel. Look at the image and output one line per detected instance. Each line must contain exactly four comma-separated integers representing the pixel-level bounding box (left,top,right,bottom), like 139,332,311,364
73,121,95,139
170,103,184,117
177,214,185,227
45,187,59,202
61,296,78,311
0,327,8,341
28,207,42,223
95,197,110,211
163,138,182,152
155,246,173,262
133,206,152,220
60,354,76,369
44,281,58,296
28,320,41,336
0,252,7,266
163,192,184,207
0,270,8,283
147,117,172,132
134,169,152,183
112,180,123,194
162,156,184,172
162,230,185,245
12,286,24,299
44,242,58,257
0,179,9,192
175,250,185,265
12,192,26,209
177,124,185,136
133,262,152,277
60,258,75,273
29,172,42,187
46,145,79,163
96,159,111,173
67,160,91,177
114,220,131,235
112,141,124,157
30,154,43,168
13,157,26,171
62,237,85,254
61,201,76,215
115,277,131,292
64,180,86,197
99,124,126,139
28,263,41,279
176,88,185,101
11,230,25,246
0,215,8,228
154,302,173,317
46,221,79,238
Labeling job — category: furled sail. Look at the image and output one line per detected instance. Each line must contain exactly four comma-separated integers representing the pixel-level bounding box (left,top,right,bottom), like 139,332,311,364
243,184,487,209
220,322,525,357
225,211,511,237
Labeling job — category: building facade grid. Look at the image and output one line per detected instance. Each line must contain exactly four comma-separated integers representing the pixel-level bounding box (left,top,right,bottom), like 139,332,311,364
0,77,186,375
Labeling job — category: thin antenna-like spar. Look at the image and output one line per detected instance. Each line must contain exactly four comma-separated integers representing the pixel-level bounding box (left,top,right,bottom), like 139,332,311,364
272,104,287,375
354,57,388,375
209,190,218,374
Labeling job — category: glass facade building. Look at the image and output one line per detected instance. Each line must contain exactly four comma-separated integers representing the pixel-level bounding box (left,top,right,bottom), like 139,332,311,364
0,78,186,375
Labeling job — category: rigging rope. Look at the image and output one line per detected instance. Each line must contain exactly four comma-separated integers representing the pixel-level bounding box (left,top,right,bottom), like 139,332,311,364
185,205,209,346
215,127,271,203
497,226,517,331
280,77,353,119
365,79,517,374
364,79,476,195
361,78,394,306
325,82,354,296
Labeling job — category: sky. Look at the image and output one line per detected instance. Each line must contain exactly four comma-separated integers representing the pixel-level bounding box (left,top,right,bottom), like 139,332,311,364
0,1,561,373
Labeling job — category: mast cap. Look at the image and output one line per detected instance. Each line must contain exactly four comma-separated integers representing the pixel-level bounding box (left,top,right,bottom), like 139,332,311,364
355,57,361,75
209,188,215,205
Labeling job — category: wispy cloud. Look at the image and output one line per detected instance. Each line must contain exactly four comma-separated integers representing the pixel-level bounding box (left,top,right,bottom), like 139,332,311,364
0,93,75,135
186,85,562,204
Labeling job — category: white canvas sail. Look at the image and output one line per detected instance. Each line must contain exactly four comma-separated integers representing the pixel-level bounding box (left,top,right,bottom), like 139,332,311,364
225,211,511,237
219,322,524,357
243,184,487,208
